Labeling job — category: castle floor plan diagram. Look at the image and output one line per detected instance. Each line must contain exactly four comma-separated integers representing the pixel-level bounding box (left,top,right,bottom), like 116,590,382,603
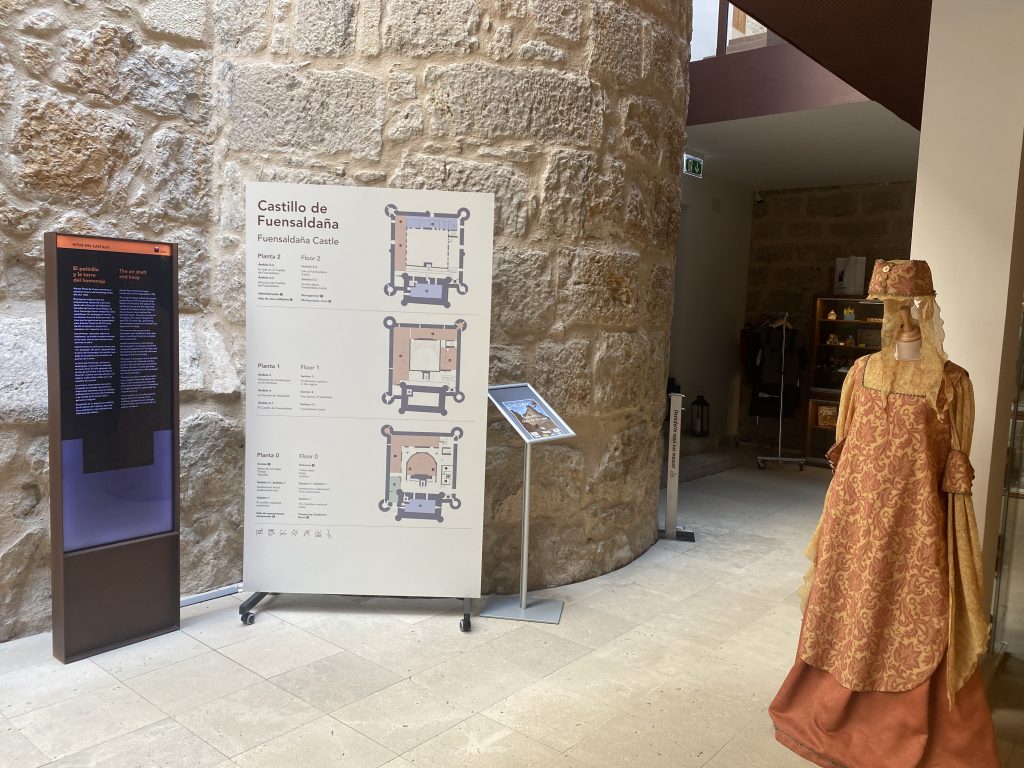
379,426,462,523
382,317,467,415
384,205,470,307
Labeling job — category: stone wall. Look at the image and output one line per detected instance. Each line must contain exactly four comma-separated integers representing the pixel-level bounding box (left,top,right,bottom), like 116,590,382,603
740,180,915,447
0,0,691,640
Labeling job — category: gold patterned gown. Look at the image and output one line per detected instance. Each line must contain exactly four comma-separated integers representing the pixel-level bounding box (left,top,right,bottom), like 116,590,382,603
769,354,998,768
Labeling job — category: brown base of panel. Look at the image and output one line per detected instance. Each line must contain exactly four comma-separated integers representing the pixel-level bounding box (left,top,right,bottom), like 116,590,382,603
55,532,179,663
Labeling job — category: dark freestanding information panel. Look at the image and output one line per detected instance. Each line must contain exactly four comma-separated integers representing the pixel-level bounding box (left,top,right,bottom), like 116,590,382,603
45,232,180,662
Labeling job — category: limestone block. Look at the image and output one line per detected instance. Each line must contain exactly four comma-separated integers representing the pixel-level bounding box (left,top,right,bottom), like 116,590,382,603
529,0,581,41
477,145,536,163
390,154,536,236
588,421,662,500
620,95,662,158
540,149,594,239
20,39,57,79
170,227,211,311
0,186,45,236
0,45,13,111
383,0,481,56
229,64,384,160
498,0,528,17
386,70,417,102
12,85,141,205
0,316,47,424
179,409,244,594
489,344,528,384
491,247,554,339
142,0,209,43
806,190,858,217
531,338,592,416
585,157,625,234
269,0,293,54
590,1,648,85
557,246,641,329
592,330,664,412
211,249,246,325
386,103,424,141
293,0,356,56
648,15,687,102
518,40,565,63
121,45,212,123
860,185,906,214
488,24,513,60
642,260,675,329
0,524,50,642
214,0,269,52
356,0,382,55
179,315,242,396
20,9,64,34
56,23,139,101
147,128,213,223
425,63,605,147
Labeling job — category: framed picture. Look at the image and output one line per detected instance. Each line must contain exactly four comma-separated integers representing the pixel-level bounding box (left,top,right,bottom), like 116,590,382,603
817,404,839,427
857,328,882,348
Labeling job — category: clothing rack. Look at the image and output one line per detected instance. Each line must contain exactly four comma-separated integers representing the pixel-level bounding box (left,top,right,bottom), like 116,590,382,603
757,312,806,470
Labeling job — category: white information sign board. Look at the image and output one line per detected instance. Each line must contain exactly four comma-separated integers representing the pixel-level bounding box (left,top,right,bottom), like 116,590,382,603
244,182,494,598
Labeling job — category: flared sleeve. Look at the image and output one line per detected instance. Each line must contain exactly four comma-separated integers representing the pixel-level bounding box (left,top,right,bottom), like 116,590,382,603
944,371,989,705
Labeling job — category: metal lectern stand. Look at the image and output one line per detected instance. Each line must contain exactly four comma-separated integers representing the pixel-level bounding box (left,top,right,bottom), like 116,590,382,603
481,383,575,624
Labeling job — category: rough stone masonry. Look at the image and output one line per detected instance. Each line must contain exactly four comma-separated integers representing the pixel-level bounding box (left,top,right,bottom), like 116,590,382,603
0,0,691,641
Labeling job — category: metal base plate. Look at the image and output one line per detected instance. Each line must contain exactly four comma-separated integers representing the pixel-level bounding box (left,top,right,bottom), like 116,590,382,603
479,594,564,624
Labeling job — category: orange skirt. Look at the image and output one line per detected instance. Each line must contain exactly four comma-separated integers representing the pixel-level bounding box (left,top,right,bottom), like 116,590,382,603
769,657,999,768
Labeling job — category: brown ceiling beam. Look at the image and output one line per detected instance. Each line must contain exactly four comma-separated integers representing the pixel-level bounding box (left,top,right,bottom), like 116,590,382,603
730,0,931,128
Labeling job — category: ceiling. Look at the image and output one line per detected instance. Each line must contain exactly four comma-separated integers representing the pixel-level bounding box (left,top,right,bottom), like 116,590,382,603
733,0,932,128
684,100,921,191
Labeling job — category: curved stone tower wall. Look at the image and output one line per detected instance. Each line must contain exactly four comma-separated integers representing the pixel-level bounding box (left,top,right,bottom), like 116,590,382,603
0,0,690,640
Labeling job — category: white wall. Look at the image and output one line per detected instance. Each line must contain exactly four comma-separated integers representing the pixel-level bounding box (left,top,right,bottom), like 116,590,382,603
670,172,753,439
911,0,1024,606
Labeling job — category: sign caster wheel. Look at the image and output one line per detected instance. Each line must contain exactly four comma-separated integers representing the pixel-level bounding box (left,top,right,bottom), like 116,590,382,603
459,616,471,632
241,612,255,625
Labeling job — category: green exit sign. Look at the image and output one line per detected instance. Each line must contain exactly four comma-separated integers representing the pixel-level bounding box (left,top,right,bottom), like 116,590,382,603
683,154,703,178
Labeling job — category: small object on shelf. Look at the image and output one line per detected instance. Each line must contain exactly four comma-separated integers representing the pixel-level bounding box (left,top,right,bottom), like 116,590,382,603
843,306,856,321
818,404,839,427
827,333,840,345
857,328,882,347
827,309,838,320
845,334,856,346
867,317,883,323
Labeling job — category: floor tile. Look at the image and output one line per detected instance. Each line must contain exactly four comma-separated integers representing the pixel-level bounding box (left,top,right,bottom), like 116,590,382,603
542,648,668,713
218,624,339,678
534,605,638,649
270,647,403,712
363,596,467,624
0,716,48,768
566,687,757,768
10,684,165,760
232,715,396,768
0,659,116,718
703,712,820,768
574,582,681,625
404,714,561,768
255,593,373,625
483,679,621,751
0,632,54,676
179,606,284,649
127,651,262,715
333,679,472,753
92,631,209,681
44,718,226,768
412,627,590,711
174,680,319,757
180,595,245,620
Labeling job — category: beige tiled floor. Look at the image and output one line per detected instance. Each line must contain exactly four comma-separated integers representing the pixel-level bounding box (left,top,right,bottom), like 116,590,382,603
1,466,1022,767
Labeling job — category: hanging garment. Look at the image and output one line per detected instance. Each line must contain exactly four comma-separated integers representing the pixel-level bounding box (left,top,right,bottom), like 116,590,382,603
769,352,998,768
748,325,807,418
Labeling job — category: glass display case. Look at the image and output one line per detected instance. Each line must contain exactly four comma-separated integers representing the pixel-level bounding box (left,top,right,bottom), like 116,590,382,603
993,304,1024,657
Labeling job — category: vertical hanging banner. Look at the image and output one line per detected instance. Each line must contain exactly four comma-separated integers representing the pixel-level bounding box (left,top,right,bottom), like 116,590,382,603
244,183,494,598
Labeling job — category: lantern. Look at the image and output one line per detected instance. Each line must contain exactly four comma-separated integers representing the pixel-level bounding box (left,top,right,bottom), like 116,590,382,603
690,392,710,437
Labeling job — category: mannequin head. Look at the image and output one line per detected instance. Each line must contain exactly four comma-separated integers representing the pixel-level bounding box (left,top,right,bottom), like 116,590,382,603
867,260,949,411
